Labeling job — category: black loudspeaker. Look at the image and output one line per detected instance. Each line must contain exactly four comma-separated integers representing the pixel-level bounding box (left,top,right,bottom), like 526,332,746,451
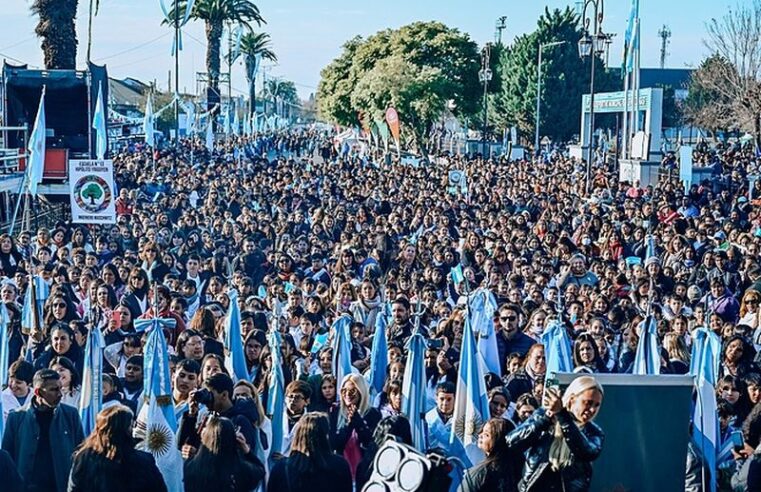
362,440,452,492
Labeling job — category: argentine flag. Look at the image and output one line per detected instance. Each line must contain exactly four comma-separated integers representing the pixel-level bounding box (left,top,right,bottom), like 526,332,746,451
450,318,490,457
469,288,501,377
541,320,574,376
633,315,660,375
367,307,389,397
266,329,286,456
78,325,106,436
690,327,721,492
93,82,107,160
401,328,428,451
224,290,249,382
134,315,182,492
27,87,46,196
331,315,354,387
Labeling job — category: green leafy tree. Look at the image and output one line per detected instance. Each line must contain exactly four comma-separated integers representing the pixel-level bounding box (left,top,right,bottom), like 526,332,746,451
82,183,103,204
31,0,79,69
239,31,277,116
317,22,481,150
495,7,617,144
261,78,299,118
168,0,265,109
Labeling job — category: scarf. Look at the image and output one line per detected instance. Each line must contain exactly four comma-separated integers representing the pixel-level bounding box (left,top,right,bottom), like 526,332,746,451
549,417,582,471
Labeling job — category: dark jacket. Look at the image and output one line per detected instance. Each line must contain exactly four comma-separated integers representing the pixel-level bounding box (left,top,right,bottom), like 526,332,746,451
267,451,352,492
0,449,23,492
179,398,262,456
67,447,167,492
506,408,604,492
2,401,85,492
458,460,517,492
328,406,382,454
496,331,536,373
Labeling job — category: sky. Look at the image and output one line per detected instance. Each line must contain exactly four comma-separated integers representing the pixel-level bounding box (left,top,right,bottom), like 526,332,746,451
1,0,738,100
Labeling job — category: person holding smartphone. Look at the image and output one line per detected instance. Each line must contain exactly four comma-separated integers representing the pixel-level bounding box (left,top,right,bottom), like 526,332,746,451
506,376,604,492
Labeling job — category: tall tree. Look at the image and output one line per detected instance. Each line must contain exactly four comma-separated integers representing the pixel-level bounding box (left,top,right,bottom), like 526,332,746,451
317,22,480,151
495,7,617,143
262,78,299,118
31,0,79,69
171,0,265,109
699,0,761,139
239,31,276,116
683,55,735,137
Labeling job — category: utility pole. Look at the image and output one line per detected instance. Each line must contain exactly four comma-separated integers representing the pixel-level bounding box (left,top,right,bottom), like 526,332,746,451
495,16,507,45
658,25,671,69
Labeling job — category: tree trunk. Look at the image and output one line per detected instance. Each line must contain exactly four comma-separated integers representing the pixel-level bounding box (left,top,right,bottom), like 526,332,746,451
205,20,223,108
245,57,256,117
33,0,78,69
86,0,94,62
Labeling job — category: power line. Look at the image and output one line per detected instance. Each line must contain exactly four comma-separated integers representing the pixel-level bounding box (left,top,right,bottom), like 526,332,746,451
0,52,37,67
109,52,165,70
0,37,35,52
93,33,171,62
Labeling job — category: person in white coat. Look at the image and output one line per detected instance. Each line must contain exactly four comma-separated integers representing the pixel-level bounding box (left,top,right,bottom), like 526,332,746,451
1,360,34,426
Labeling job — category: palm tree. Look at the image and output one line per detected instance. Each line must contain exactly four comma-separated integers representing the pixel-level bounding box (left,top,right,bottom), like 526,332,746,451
239,31,276,116
171,0,265,110
30,0,79,69
86,0,101,62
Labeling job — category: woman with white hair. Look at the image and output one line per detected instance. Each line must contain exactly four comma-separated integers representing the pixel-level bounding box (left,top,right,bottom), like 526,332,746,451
328,373,382,482
506,375,604,492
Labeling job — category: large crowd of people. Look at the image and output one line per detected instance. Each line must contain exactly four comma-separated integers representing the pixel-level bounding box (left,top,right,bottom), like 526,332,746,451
1,128,761,491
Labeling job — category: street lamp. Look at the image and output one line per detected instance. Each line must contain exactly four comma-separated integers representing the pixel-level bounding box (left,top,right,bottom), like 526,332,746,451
479,43,493,158
578,0,609,195
534,40,566,156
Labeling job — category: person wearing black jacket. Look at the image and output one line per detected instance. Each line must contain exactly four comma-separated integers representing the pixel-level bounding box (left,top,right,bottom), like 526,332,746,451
67,404,167,492
184,414,264,492
506,375,604,492
268,412,352,492
179,373,264,464
328,374,382,480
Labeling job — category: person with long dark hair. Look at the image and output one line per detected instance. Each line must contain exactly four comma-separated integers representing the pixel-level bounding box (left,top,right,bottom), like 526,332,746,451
355,414,413,491
458,418,516,492
267,412,352,492
68,405,166,492
184,415,264,492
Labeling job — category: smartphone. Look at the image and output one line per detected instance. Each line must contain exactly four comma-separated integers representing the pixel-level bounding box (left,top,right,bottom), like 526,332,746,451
732,430,744,452
544,376,561,403
112,310,122,327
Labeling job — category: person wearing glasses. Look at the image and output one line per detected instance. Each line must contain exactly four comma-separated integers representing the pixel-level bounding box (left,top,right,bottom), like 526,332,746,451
281,380,312,457
121,267,150,318
496,304,534,375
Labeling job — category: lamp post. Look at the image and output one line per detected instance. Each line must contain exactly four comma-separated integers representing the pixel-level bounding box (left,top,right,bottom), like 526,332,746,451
479,43,493,158
534,40,565,156
578,0,609,195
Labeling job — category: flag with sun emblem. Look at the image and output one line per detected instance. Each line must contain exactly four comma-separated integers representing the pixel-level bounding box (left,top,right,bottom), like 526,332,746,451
138,394,183,492
450,317,490,456
134,315,181,492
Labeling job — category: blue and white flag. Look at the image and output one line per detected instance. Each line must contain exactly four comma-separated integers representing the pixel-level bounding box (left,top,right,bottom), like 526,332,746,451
622,0,639,72
541,320,574,377
21,276,49,335
134,315,182,492
224,289,249,382
232,106,240,136
27,87,46,196
645,234,656,260
633,315,660,375
690,327,721,492
367,309,389,397
78,325,105,435
450,318,490,455
143,95,155,147
266,329,286,456
331,315,354,387
469,288,501,377
626,18,640,74
401,328,428,452
223,106,231,135
93,81,107,160
205,118,214,152
450,264,464,285
0,303,10,439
